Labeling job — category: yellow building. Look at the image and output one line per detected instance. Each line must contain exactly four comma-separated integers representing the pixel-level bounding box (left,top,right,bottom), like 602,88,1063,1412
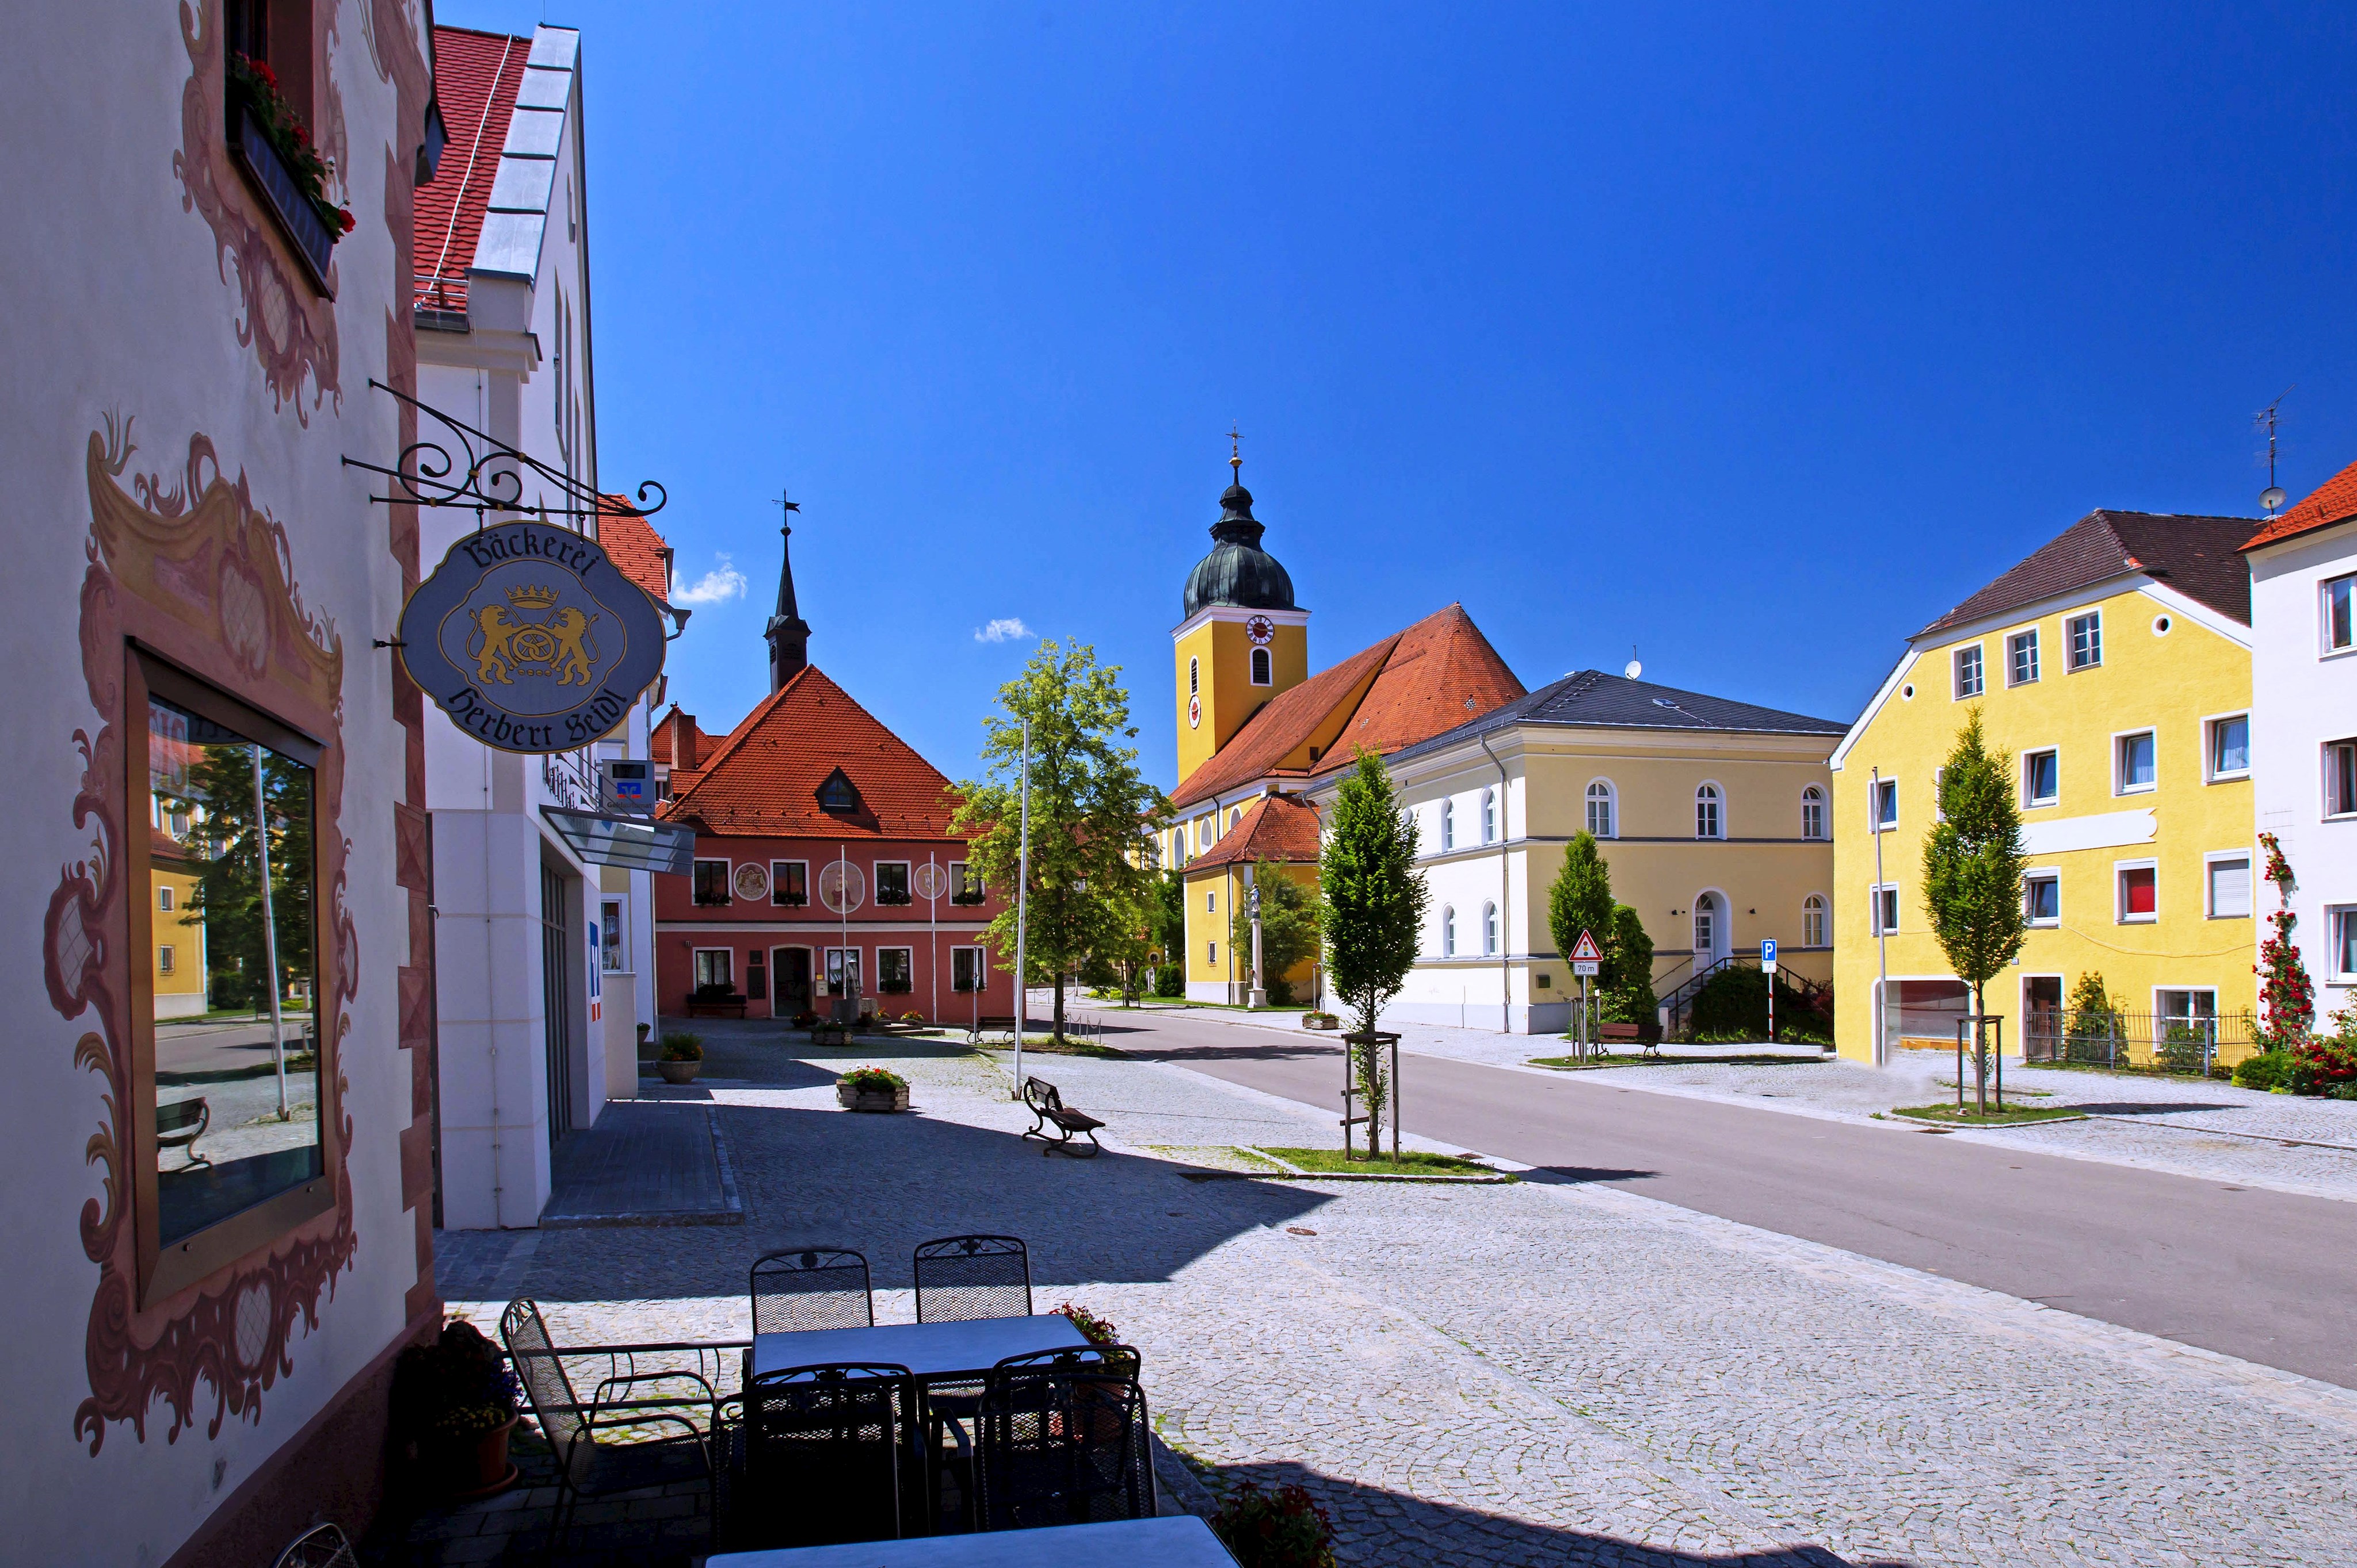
1178,793,1324,1003
1832,510,2257,1066
150,827,209,1020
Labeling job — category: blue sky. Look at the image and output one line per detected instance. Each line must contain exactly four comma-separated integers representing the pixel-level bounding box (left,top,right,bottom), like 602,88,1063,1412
445,2,2357,787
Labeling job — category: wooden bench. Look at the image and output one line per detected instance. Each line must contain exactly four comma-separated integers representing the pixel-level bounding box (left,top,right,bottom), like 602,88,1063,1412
1020,1076,1104,1158
157,1096,211,1169
682,993,748,1018
1596,1021,1657,1058
967,1014,1019,1047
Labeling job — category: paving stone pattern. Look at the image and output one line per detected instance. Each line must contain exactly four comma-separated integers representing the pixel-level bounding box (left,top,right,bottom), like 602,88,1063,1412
432,1021,2357,1566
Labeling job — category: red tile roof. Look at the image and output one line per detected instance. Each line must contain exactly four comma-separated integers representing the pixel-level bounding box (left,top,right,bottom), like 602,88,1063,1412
1170,604,1525,808
651,705,717,772
1915,510,2255,638
598,495,671,605
1185,793,1322,871
413,26,528,315
2245,457,2357,551
657,667,963,839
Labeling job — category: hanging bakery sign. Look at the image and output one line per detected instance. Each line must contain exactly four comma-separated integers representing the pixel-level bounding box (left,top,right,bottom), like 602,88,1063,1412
399,520,668,753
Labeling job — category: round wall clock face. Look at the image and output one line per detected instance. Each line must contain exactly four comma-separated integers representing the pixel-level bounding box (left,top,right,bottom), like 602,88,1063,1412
1245,614,1275,645
1188,693,1202,728
732,862,771,902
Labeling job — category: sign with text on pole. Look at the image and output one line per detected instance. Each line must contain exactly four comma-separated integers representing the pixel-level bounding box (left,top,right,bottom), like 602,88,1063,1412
1569,928,1603,977
1761,938,1778,974
398,520,668,754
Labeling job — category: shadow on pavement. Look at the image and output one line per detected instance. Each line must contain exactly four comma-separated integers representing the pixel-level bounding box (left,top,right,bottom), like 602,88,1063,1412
1524,1165,1660,1186
2061,1101,2238,1117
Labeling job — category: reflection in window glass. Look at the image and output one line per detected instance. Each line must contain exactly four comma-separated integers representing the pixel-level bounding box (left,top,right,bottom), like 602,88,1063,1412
147,694,321,1246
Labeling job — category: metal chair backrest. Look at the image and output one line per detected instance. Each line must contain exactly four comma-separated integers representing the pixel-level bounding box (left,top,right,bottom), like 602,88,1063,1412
1023,1077,1059,1116
751,1247,873,1335
974,1347,1153,1531
500,1298,593,1478
270,1523,357,1568
741,1362,910,1546
913,1234,1031,1323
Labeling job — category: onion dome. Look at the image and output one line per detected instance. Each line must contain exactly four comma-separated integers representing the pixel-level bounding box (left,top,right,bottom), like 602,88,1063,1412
1182,480,1296,619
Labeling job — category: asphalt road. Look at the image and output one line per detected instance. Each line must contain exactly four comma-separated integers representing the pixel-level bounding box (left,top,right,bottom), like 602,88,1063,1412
1106,1008,2357,1390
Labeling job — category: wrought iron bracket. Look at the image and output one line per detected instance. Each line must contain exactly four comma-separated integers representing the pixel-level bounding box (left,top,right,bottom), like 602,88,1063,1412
343,378,663,527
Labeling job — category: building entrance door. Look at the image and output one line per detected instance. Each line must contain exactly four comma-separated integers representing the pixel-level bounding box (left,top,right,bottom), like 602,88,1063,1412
773,948,812,1018
539,863,574,1142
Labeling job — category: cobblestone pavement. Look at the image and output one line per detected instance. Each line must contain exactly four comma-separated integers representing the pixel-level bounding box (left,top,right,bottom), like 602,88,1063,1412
436,1024,2357,1566
1104,1004,2357,1202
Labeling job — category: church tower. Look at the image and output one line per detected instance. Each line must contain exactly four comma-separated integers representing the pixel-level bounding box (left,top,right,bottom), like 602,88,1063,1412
1174,449,1309,785
765,520,812,690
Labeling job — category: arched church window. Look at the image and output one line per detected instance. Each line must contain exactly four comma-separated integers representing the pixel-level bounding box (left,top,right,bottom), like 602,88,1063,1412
1586,780,1616,838
1801,785,1827,841
1482,902,1498,955
1189,657,1199,696
1441,799,1455,851
1441,905,1456,956
1250,647,1272,685
1803,894,1829,948
1695,783,1723,840
1482,787,1497,844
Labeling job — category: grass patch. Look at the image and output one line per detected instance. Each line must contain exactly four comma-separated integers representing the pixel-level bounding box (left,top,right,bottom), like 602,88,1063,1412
1257,1146,1508,1177
994,1036,1128,1057
1530,1051,1829,1070
1892,1102,2088,1127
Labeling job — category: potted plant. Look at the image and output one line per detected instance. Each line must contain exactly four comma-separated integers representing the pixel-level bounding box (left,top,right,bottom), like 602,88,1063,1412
1212,1480,1337,1568
392,1317,522,1497
658,1032,703,1084
1052,1302,1119,1346
1301,1011,1341,1031
836,1065,910,1112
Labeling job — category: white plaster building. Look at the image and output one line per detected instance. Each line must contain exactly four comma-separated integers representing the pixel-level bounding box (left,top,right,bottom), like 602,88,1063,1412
411,24,668,1230
2246,465,2357,1025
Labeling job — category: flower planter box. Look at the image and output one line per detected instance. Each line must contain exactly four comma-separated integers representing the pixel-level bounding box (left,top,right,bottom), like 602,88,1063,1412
657,1059,701,1085
227,84,338,295
810,1023,856,1047
1302,1013,1341,1031
436,1414,520,1498
837,1082,910,1113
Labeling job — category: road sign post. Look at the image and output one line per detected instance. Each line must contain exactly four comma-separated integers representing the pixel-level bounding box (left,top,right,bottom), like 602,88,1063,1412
1761,939,1778,1043
1570,929,1604,1060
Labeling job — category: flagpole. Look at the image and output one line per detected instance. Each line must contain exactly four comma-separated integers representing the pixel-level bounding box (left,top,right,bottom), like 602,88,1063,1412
1013,719,1031,1096
838,843,850,1023
928,850,940,1025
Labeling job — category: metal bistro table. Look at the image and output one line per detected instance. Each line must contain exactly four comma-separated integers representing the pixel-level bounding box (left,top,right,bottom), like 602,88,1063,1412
711,1514,1239,1566
749,1313,1090,1383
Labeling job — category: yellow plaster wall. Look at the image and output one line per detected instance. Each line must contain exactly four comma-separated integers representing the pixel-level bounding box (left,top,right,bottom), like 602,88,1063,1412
1173,615,1307,784
150,864,207,1013
1832,585,2254,1063
1181,859,1321,997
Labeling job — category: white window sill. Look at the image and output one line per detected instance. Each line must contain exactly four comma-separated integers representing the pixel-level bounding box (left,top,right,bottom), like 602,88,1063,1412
2026,919,2060,929
2024,799,2058,811
2116,915,2158,925
2205,913,2251,921
2325,812,2357,824
2206,771,2251,784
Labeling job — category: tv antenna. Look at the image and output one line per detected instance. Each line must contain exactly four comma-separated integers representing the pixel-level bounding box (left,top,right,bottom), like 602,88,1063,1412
2257,389,2293,513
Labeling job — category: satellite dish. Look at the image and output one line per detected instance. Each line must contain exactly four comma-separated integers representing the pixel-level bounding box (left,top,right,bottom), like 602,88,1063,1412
1624,659,1642,680
2261,486,2287,513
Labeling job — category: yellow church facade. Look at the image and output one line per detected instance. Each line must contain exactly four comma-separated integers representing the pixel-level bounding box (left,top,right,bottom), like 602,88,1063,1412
1831,510,2258,1067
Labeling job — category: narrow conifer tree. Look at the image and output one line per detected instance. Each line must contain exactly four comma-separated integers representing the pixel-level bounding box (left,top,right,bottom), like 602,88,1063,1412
1319,749,1428,1155
1922,710,2028,1109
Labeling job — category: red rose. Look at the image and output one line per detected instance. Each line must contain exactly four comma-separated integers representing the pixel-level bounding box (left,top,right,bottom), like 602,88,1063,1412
338,208,356,233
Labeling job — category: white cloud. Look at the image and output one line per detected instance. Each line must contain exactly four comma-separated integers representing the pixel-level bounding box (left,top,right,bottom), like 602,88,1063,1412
670,552,749,606
974,617,1035,644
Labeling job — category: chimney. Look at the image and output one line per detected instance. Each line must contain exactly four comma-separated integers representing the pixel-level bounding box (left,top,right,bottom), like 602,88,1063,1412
672,711,700,772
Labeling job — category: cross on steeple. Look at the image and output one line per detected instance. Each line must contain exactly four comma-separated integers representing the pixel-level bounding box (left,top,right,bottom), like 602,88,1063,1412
766,485,812,690
1228,424,1242,482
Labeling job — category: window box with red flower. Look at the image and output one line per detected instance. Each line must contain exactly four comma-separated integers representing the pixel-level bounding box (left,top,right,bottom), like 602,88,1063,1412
226,53,353,293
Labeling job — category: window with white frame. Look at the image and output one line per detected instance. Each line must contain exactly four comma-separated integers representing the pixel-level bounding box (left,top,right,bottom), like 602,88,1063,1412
2008,628,2040,685
2206,854,2252,919
2157,988,2218,1025
1481,787,1497,844
1869,884,1899,935
1206,888,1216,912
772,860,809,906
2332,906,2357,979
2329,741,2357,818
951,860,985,903
2327,574,2357,654
159,884,175,911
159,944,176,975
823,947,861,997
2116,861,2157,922
1873,778,1898,830
1441,905,1456,956
2023,872,2059,926
1954,644,1984,699
1207,940,1218,963
2115,730,2156,794
876,946,914,994
2022,748,2058,807
1695,783,1723,840
2068,611,2103,670
1250,647,1272,685
1440,798,1455,851
1585,780,1616,838
952,945,986,993
692,859,731,906
1801,785,1826,840
874,861,911,905
1803,894,1828,948
601,898,627,971
693,949,734,990
2205,715,2250,781
1482,902,1498,955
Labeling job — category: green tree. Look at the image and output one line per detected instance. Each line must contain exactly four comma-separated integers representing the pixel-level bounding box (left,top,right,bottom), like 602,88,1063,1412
1152,869,1187,995
1546,831,1617,1038
1601,904,1657,1025
1318,750,1428,1155
1923,710,2028,1107
952,641,1171,1041
161,741,315,1014
1229,861,1323,1005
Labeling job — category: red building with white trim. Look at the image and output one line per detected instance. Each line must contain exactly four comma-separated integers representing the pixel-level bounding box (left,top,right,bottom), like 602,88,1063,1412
651,525,1011,1025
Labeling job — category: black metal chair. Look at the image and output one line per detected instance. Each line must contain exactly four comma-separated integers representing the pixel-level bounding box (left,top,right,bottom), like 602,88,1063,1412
973,1345,1156,1532
269,1523,356,1568
913,1235,1031,1323
499,1298,719,1560
724,1361,912,1549
752,1247,875,1334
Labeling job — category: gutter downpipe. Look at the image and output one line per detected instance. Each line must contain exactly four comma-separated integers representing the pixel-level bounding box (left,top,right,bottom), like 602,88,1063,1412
1478,731,1512,1033
1871,764,1889,1067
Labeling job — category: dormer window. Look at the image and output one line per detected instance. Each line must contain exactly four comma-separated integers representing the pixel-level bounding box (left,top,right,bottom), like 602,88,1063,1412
817,767,861,815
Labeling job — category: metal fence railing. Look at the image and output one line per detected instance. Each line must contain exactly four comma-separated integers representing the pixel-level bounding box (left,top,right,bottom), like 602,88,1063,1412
2021,1008,2257,1076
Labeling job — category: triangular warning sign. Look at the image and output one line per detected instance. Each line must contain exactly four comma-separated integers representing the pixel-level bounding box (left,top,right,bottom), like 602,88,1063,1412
1570,929,1604,962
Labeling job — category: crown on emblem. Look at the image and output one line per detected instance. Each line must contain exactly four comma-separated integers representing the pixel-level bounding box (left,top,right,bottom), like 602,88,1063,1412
505,583,561,609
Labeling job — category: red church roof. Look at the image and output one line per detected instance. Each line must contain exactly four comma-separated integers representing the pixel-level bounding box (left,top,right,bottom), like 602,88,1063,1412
1184,792,1322,870
658,667,962,839
413,26,529,315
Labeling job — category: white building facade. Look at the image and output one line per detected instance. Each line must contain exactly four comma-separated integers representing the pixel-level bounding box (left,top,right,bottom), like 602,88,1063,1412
412,24,665,1230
